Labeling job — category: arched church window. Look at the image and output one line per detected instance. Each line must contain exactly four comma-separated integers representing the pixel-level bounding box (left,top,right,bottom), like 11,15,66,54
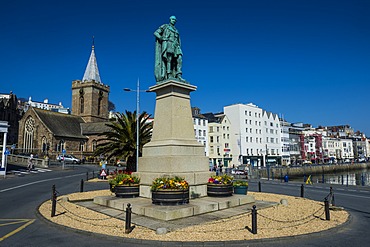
24,117,35,153
42,136,47,152
79,141,85,152
80,96,84,114
92,140,97,151
98,91,103,116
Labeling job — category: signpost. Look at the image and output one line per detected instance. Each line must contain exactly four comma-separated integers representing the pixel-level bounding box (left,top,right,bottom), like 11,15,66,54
62,149,66,170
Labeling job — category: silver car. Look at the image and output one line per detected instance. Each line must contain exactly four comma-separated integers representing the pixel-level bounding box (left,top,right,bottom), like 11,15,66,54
57,154,81,164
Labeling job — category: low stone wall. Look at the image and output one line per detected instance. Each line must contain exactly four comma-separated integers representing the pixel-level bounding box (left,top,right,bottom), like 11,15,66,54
253,163,370,179
6,154,49,168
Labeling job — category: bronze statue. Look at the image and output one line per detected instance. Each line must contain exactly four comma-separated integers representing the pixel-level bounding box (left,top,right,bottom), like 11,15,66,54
154,16,186,83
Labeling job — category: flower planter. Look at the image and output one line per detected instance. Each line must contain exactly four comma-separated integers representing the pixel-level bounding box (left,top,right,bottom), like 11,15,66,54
152,189,189,205
233,186,248,195
207,183,233,197
114,184,140,198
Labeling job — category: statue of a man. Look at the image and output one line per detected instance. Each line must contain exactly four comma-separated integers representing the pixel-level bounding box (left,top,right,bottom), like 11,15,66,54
154,16,185,83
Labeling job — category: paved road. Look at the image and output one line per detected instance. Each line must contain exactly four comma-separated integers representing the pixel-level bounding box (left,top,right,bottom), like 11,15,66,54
0,166,369,247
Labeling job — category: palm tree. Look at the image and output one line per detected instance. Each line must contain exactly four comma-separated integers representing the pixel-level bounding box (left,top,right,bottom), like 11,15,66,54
94,110,152,172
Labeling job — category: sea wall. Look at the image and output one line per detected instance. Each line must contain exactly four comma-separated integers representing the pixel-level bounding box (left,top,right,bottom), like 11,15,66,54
253,163,370,179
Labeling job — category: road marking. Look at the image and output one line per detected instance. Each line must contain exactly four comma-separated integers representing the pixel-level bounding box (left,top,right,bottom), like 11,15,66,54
0,219,35,242
36,168,52,172
0,173,86,193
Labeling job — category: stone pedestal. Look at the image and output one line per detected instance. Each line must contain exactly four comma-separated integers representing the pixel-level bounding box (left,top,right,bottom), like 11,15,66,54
135,80,212,198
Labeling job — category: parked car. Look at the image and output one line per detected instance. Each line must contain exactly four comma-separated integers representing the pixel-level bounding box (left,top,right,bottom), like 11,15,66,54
57,154,81,164
231,169,247,175
116,159,127,168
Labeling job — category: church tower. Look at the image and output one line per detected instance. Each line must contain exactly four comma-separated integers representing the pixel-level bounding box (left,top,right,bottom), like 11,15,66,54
71,41,110,123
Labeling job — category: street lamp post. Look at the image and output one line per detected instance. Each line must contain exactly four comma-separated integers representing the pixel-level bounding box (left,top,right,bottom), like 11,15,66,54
123,79,148,172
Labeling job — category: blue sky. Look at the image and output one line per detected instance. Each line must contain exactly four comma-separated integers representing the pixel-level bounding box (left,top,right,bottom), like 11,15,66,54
1,0,370,136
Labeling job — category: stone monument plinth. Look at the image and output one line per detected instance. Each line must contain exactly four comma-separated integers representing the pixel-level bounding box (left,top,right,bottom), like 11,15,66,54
135,80,212,198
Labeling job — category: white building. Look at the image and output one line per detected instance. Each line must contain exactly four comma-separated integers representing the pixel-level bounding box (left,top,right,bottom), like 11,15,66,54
192,107,208,156
224,103,282,168
25,97,69,113
280,118,291,166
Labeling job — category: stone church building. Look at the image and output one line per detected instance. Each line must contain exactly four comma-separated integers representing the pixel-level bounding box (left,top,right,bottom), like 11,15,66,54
18,44,111,159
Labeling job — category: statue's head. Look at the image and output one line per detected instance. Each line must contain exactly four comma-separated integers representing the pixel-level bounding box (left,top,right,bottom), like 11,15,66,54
169,16,177,24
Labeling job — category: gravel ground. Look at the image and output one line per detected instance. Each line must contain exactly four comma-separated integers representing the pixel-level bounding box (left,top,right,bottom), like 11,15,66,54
38,184,349,242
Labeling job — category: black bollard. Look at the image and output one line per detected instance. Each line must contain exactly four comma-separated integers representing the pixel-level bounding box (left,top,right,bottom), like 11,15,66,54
361,174,365,186
125,203,135,234
346,174,349,187
322,174,325,184
301,184,304,198
86,172,89,181
92,171,95,179
80,179,84,192
258,181,261,192
51,184,57,217
280,171,283,183
251,205,257,234
341,175,343,185
324,198,330,221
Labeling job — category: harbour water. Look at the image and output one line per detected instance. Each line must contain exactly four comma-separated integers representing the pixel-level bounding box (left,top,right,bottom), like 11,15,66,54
290,168,370,186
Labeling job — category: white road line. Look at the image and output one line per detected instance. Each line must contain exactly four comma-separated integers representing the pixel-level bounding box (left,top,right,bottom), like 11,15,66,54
37,168,52,172
0,173,86,193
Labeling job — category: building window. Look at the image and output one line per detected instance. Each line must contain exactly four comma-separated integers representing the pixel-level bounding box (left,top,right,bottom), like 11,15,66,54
210,136,214,143
98,98,102,115
79,141,85,152
246,128,248,133
225,143,229,148
198,130,202,136
80,96,84,114
203,130,206,136
92,140,97,151
24,117,35,153
246,137,248,142
270,122,273,127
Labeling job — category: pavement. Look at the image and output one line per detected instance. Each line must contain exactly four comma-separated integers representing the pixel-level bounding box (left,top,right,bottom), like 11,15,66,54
76,197,277,231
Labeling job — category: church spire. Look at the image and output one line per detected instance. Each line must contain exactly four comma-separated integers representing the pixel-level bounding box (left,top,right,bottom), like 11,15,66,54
82,36,102,84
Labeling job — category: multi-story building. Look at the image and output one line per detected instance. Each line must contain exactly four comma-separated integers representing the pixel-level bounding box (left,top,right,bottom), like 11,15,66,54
280,118,291,166
224,103,281,168
203,112,234,169
192,107,208,156
0,92,23,145
23,97,69,114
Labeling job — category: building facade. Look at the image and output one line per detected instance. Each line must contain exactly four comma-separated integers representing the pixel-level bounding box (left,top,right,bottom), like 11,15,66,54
224,103,282,168
17,43,111,159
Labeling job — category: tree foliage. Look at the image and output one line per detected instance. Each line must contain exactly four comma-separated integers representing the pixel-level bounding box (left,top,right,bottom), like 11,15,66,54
94,110,152,172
